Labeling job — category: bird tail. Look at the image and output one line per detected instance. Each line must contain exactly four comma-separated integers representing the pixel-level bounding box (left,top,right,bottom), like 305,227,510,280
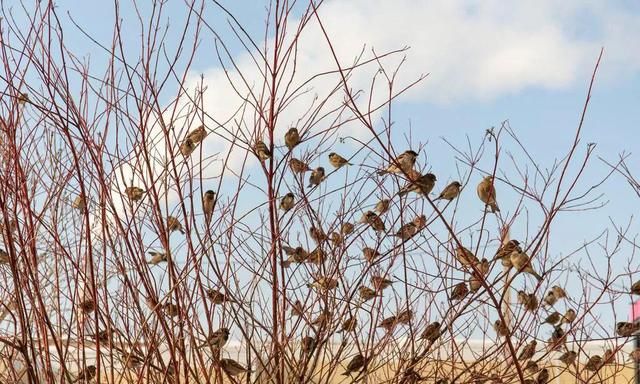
490,202,500,213
342,371,351,376
377,170,387,176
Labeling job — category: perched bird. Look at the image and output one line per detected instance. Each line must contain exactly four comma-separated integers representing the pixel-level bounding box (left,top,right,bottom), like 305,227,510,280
339,316,357,332
455,246,479,267
79,299,96,314
185,125,208,144
378,150,418,175
17,92,29,105
542,312,561,326
282,246,308,264
329,232,343,246
363,247,381,263
167,216,185,234
342,354,366,376
395,222,417,240
362,211,385,232
371,275,394,291
421,321,441,342
308,167,325,187
125,186,145,201
279,193,295,212
358,286,379,302
71,365,97,383
543,291,558,307
284,127,300,150
558,350,577,365
220,358,250,376
311,309,331,327
477,258,490,275
180,137,196,157
307,276,339,291
147,250,169,265
341,222,355,236
525,361,540,374
306,248,326,264
163,303,180,317
414,214,427,229
206,289,236,304
477,176,500,213
0,249,9,264
631,280,640,295
603,349,615,365
90,330,111,344
309,226,326,244
378,315,399,332
329,152,351,168
374,199,391,215
617,321,640,337
628,348,640,363
291,300,304,317
536,368,549,384
562,309,576,324
254,140,271,161
398,173,437,197
397,309,413,324
518,340,537,361
301,336,316,354
72,195,87,211
494,239,521,261
450,282,469,301
584,355,603,371
517,291,539,312
290,158,311,173
551,286,567,300
493,319,509,337
510,250,543,281
435,181,462,201
200,327,230,349
469,274,483,292
203,190,216,224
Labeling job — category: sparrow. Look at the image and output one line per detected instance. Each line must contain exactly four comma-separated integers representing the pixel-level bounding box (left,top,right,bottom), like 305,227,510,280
455,246,479,267
542,312,561,325
289,158,311,173
374,199,390,215
557,350,577,365
220,358,250,376
307,276,339,291
306,248,326,264
284,127,300,150
536,368,549,384
395,222,418,240
301,336,316,354
617,321,640,337
517,291,539,312
341,222,355,235
167,216,185,234
72,195,87,211
125,186,145,201
329,232,343,246
339,316,357,332
308,167,325,187
477,176,500,213
435,181,462,201
478,258,490,275
180,137,196,157
518,340,537,361
494,239,521,262
551,286,567,300
525,361,539,373
632,280,640,295
450,282,469,301
291,300,304,317
203,190,216,224
562,309,576,324
200,327,230,349
163,303,180,317
282,246,308,263
185,125,208,144
414,214,427,229
254,140,271,161
206,289,236,304
398,173,437,197
469,274,483,292
329,152,351,168
371,275,394,291
510,251,543,281
629,348,640,363
378,315,398,332
279,192,295,212
362,211,385,232
543,291,557,307
584,355,603,371
147,250,169,265
397,309,413,324
71,365,97,383
358,286,379,302
311,309,331,327
603,349,615,365
309,226,326,244
90,330,111,344
363,247,381,263
421,321,441,342
17,92,29,105
342,353,366,376
493,319,509,337
378,150,418,175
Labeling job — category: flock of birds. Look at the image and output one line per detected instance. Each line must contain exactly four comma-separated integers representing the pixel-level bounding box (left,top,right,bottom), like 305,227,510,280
10,124,638,382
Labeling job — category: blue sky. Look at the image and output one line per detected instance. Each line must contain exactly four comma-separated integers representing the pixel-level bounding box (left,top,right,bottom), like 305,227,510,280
42,0,640,330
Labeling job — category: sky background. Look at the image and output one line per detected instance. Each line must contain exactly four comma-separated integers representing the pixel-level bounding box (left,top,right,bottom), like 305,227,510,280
35,0,640,329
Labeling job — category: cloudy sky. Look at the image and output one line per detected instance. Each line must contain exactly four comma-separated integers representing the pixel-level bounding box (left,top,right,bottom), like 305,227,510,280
52,0,640,323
